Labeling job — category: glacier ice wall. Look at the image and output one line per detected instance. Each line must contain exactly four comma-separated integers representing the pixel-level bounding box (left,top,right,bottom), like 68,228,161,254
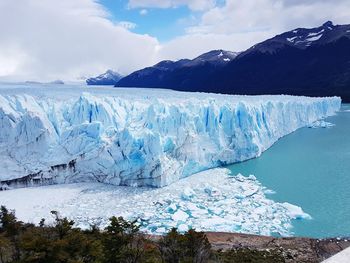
0,87,341,188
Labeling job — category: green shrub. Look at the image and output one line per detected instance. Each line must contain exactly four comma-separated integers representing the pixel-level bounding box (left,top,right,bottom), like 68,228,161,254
0,206,291,263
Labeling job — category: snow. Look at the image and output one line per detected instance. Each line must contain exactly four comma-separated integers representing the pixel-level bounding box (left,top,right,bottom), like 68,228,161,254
307,29,324,37
223,58,231,62
306,34,323,42
323,247,350,263
287,36,298,42
0,168,312,236
86,70,122,85
0,83,341,188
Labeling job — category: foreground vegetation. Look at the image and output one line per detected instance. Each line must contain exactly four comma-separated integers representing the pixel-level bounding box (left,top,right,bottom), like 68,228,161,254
0,206,287,262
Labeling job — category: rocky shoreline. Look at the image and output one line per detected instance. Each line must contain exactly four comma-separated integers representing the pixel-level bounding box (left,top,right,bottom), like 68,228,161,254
147,231,349,262
204,232,350,262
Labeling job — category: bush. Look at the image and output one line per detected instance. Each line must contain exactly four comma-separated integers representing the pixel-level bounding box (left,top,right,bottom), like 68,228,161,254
214,248,285,263
0,206,290,263
158,228,211,263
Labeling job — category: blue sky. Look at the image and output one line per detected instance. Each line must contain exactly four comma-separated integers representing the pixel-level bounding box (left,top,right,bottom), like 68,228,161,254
99,0,198,41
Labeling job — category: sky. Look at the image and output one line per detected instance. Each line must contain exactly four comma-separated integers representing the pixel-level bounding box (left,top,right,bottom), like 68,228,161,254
0,0,350,81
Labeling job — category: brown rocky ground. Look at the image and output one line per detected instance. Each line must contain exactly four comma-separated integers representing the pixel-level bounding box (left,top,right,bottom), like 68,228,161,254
204,232,350,262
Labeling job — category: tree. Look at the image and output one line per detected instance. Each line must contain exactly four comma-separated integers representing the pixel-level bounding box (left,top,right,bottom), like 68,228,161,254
102,216,144,263
0,206,21,236
0,234,12,263
183,229,211,263
158,228,184,263
51,211,75,239
0,206,23,261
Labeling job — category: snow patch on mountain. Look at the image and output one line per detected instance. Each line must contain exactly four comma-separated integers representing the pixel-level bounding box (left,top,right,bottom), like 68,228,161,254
287,36,298,42
247,21,350,55
306,34,323,42
308,30,324,37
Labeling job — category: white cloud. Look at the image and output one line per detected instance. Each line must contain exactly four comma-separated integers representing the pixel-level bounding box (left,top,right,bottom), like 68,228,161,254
140,9,148,15
157,0,350,61
189,0,350,35
118,21,137,29
157,32,270,60
1,0,350,81
0,0,159,81
128,0,216,11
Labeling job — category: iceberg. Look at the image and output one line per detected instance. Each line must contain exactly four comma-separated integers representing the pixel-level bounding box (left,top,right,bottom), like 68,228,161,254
0,84,341,188
308,120,335,128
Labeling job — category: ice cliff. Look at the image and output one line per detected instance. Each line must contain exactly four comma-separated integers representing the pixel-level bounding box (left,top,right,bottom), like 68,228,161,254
0,85,341,188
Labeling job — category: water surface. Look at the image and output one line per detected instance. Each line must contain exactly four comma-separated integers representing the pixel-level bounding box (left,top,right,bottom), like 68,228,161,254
228,104,350,238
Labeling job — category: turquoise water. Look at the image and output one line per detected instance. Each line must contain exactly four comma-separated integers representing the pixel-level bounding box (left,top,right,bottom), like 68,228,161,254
228,104,350,238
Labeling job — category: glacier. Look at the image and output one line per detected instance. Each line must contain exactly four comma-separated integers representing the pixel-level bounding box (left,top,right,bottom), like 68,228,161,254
0,84,341,189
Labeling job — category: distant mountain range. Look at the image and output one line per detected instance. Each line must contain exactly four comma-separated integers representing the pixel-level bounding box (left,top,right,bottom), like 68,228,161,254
116,21,350,102
25,80,64,85
86,70,123,85
116,50,239,88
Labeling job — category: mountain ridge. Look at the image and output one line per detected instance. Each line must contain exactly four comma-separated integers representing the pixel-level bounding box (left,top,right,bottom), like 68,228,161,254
116,21,350,102
86,70,123,85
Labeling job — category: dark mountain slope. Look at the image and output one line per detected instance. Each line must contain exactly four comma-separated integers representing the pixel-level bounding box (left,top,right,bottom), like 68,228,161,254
116,22,350,101
116,50,238,88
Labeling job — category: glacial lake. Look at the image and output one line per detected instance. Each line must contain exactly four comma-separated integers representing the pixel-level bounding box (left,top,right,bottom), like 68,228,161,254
228,104,350,238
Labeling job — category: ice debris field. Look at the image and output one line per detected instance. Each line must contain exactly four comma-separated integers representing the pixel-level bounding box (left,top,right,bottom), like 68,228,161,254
0,83,341,188
0,168,311,236
0,83,341,236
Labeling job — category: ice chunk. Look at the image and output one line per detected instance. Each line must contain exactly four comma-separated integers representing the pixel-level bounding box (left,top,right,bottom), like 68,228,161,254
181,187,196,200
178,224,189,232
282,203,312,220
172,210,189,222
204,185,221,197
166,203,177,213
308,120,335,128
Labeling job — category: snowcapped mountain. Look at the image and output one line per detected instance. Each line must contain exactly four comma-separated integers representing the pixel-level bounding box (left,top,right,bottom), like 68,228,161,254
86,70,123,85
116,50,238,87
116,21,350,102
186,50,239,66
0,84,340,189
245,21,349,54
24,80,64,85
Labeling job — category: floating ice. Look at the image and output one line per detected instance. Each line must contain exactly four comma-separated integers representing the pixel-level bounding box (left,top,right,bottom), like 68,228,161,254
0,168,311,236
282,203,312,220
0,84,341,188
308,120,335,128
182,187,196,200
172,210,189,222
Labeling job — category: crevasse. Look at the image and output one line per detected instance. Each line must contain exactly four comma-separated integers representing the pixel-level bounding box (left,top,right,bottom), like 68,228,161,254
0,88,341,188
